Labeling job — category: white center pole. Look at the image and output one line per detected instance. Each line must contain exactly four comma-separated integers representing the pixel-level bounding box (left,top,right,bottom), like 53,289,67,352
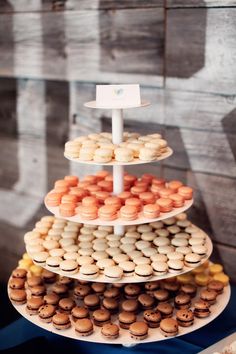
112,109,125,236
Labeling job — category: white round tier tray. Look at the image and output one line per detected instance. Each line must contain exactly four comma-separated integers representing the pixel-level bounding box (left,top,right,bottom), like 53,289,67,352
84,100,150,109
64,147,173,166
8,282,230,345
45,198,193,227
27,231,213,284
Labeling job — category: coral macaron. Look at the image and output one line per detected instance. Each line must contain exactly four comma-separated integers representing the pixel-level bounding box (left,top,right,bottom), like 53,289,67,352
59,203,77,217
77,205,98,220
98,205,118,221
120,205,138,221
143,204,160,219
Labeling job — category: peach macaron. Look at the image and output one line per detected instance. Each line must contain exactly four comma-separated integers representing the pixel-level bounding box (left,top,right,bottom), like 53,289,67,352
125,198,142,211
169,194,185,207
77,205,98,220
139,192,156,205
104,197,122,210
143,204,160,219
156,198,173,212
64,175,79,187
120,205,138,221
59,203,76,217
46,192,63,207
178,186,193,200
98,205,118,221
168,180,183,193
82,196,99,207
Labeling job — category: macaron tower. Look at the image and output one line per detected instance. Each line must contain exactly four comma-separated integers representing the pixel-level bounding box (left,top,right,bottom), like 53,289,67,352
7,85,230,346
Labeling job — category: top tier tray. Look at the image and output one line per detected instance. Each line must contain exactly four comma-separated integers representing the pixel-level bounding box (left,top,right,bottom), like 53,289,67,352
84,100,150,109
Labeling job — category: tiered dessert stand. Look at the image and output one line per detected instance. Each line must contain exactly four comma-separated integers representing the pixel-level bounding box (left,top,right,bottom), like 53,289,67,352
8,92,231,345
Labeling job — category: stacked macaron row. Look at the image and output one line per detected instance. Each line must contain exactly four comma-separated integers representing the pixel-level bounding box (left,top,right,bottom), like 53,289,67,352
8,260,228,341
64,132,170,163
25,213,210,282
45,172,193,221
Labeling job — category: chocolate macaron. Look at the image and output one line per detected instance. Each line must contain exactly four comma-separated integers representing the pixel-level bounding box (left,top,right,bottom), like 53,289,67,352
52,313,71,330
143,309,161,328
118,311,136,329
176,309,194,327
75,318,94,336
193,299,211,318
129,321,148,340
101,323,119,339
26,297,44,315
93,309,111,327
160,318,179,337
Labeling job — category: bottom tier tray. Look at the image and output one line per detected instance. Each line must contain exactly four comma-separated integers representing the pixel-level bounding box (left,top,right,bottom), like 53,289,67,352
8,279,230,345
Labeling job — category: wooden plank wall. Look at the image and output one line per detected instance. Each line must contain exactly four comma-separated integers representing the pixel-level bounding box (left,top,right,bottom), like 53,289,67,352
0,0,236,282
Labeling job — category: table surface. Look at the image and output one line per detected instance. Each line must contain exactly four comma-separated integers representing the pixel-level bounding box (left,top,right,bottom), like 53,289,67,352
0,285,235,354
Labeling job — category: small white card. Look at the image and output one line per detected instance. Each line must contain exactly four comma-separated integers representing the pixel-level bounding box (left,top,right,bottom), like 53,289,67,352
96,84,141,108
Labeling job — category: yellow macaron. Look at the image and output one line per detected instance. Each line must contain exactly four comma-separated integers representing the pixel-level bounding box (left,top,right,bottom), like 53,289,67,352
213,272,229,286
191,265,206,275
30,264,43,276
177,273,194,285
195,273,211,286
209,263,223,275
18,259,33,269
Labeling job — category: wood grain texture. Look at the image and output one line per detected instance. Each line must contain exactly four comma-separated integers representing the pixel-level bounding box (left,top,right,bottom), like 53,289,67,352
0,9,164,86
166,0,236,7
99,8,164,76
166,8,236,94
0,0,163,13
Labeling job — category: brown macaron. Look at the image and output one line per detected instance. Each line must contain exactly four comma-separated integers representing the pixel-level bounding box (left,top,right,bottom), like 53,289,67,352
160,318,179,337
121,299,139,313
91,282,106,296
11,268,27,280
145,281,160,295
101,297,119,314
207,280,224,295
10,289,27,305
30,285,46,298
101,323,119,339
176,309,194,327
163,281,180,295
129,321,148,340
71,306,90,322
118,311,136,329
58,297,75,314
9,278,25,290
193,299,211,318
124,284,142,299
138,294,155,310
58,276,74,288
42,269,57,284
153,289,170,302
51,283,68,298
26,276,43,288
38,304,56,323
52,313,71,330
174,293,191,310
104,287,120,300
74,284,91,300
200,289,217,305
84,294,100,311
92,309,111,327
156,302,173,318
26,297,44,315
75,318,94,336
180,284,197,298
143,309,161,328
43,293,60,306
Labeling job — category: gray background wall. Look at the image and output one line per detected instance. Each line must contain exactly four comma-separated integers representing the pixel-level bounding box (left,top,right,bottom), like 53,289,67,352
0,0,236,282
